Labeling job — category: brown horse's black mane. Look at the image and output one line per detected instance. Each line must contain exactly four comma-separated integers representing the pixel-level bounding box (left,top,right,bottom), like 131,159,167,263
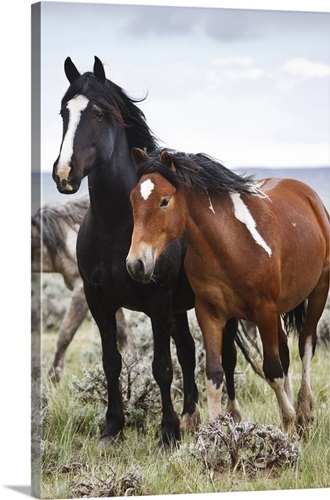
136,149,260,196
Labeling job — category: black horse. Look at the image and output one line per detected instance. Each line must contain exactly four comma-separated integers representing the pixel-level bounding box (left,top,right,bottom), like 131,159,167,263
52,56,243,446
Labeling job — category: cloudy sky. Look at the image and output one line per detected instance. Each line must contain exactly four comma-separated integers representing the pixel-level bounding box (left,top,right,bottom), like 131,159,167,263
0,1,329,498
37,0,330,174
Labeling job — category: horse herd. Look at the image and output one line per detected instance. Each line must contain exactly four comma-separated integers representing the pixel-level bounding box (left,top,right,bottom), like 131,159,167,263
33,56,329,447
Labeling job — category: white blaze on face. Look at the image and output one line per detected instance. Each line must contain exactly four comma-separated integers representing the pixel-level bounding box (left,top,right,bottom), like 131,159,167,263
140,178,155,200
230,192,272,257
56,95,89,180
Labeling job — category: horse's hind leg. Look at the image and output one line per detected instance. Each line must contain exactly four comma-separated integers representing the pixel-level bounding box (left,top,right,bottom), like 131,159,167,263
297,272,329,433
222,318,241,421
257,308,296,432
278,318,293,404
171,312,200,432
49,284,88,383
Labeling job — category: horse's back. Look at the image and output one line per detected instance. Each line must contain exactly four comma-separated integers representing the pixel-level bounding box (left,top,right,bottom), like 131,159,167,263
261,177,329,231
262,177,325,204
260,176,330,270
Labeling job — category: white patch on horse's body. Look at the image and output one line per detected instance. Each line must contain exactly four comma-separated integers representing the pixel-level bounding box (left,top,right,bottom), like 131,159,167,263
206,378,223,421
140,178,155,200
230,192,272,257
252,180,272,201
208,195,215,214
292,222,297,227
57,95,89,181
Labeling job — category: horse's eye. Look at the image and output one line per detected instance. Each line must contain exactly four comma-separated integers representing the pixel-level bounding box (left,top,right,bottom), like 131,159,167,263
93,110,103,121
160,197,170,208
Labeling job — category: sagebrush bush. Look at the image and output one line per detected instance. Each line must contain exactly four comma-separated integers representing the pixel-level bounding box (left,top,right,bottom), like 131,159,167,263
70,354,162,431
170,413,300,475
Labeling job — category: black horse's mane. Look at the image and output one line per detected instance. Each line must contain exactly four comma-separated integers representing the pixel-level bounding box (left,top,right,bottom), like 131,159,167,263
32,195,89,264
136,149,261,196
62,72,158,153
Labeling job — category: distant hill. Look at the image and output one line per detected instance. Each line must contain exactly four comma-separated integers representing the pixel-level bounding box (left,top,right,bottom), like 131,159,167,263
32,167,329,214
235,167,329,211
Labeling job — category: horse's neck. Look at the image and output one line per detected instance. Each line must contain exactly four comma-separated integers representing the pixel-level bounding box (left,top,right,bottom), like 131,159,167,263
88,138,136,229
183,191,232,256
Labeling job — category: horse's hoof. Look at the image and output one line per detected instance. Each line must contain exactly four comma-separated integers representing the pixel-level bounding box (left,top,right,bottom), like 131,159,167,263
157,437,180,454
296,414,314,438
225,400,242,422
282,417,297,437
158,425,181,451
48,366,61,385
180,405,201,433
98,433,125,450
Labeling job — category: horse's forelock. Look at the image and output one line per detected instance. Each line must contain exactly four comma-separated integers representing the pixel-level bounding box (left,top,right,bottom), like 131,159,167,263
61,73,121,121
61,71,158,151
136,155,180,189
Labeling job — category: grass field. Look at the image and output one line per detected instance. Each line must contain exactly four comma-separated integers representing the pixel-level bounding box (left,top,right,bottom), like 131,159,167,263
32,310,330,499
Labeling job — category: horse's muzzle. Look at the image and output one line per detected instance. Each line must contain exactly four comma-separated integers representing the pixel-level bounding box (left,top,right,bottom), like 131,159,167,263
126,247,155,283
53,172,80,194
126,258,148,281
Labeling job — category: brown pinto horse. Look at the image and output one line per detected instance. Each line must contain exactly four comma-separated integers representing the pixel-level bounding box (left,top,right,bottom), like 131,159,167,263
126,148,330,434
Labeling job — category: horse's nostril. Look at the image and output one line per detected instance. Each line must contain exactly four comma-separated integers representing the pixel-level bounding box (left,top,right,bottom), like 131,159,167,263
61,178,68,187
135,259,144,276
127,258,146,280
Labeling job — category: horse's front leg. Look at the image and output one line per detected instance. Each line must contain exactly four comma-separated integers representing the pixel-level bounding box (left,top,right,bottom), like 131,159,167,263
171,312,200,432
194,297,226,421
84,283,124,445
148,292,180,447
49,282,89,383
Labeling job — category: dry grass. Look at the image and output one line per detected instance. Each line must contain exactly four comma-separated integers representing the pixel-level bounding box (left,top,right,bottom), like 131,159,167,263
33,303,330,498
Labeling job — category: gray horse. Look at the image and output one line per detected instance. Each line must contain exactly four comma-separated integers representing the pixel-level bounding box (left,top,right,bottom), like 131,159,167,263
32,195,129,383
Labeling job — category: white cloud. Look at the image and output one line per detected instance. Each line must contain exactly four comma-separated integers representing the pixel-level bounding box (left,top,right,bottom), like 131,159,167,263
223,67,265,81
282,57,330,79
212,56,253,67
207,56,266,88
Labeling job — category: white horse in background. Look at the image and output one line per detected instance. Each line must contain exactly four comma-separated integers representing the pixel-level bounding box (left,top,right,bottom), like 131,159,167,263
32,194,129,383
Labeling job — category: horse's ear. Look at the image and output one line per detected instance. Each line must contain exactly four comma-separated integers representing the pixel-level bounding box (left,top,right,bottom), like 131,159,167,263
64,57,80,84
132,148,147,167
160,150,176,171
93,56,106,84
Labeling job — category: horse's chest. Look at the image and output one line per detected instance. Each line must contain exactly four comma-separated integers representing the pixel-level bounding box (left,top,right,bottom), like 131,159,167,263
80,244,143,305
85,257,127,289
184,248,253,317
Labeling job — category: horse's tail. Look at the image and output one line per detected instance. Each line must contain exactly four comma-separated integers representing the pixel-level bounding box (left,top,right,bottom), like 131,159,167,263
235,321,264,379
282,300,307,335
